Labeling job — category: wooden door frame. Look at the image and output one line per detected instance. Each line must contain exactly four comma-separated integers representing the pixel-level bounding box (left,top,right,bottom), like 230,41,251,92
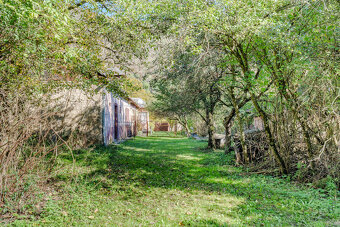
114,104,118,140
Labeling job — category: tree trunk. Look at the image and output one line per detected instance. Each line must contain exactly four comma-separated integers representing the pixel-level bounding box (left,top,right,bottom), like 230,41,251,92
177,116,191,137
250,93,288,174
284,92,314,166
229,89,248,163
275,77,314,165
184,121,191,137
206,110,215,149
223,111,235,154
234,138,243,165
224,120,232,154
174,122,177,136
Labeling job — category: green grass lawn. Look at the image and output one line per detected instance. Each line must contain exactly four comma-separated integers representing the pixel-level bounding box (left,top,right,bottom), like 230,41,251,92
10,133,339,226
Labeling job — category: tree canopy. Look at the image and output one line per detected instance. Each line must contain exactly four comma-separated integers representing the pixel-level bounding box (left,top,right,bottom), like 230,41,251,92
0,0,339,197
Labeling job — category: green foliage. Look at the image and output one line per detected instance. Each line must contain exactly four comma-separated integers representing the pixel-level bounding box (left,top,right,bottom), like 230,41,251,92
147,0,339,178
1,0,339,224
0,0,153,97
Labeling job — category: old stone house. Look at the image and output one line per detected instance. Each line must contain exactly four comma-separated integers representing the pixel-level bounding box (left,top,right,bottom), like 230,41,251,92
103,93,149,145
52,88,148,146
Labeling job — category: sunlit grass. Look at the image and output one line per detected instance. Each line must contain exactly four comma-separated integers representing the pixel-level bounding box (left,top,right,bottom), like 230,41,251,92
176,154,202,160
11,133,339,226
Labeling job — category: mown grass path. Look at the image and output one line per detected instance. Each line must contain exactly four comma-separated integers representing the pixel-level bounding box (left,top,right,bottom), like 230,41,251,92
14,134,339,226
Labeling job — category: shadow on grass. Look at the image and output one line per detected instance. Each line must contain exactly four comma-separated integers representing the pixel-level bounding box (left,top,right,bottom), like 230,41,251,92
55,136,338,225
58,137,241,191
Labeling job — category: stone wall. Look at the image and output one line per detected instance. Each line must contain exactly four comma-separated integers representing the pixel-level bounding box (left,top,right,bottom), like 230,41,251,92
50,88,103,147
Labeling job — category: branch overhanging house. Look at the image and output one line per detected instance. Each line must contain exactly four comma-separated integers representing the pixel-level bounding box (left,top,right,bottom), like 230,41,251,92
101,68,150,145
51,68,149,146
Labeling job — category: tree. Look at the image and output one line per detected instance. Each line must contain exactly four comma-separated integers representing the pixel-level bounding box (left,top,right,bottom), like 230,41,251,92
149,36,225,148
0,0,161,205
146,0,338,176
150,77,193,137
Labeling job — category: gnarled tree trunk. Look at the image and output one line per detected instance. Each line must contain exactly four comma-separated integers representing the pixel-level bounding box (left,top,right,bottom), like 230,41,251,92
229,88,248,163
250,93,288,174
206,110,215,149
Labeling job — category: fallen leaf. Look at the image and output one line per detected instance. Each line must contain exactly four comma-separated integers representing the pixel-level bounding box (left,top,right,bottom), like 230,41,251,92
88,216,95,219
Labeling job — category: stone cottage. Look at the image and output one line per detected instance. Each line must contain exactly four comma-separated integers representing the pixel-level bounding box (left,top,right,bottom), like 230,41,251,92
51,88,148,146
103,92,149,145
